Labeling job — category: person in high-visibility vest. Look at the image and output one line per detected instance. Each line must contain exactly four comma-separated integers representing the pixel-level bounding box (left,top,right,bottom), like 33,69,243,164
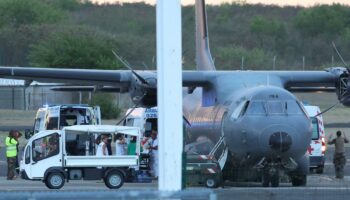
5,130,19,180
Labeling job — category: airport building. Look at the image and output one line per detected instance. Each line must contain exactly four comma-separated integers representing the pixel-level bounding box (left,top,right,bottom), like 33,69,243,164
0,78,131,110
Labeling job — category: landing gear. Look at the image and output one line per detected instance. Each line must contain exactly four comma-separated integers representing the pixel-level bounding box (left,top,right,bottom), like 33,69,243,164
291,175,306,186
261,167,279,187
315,165,324,174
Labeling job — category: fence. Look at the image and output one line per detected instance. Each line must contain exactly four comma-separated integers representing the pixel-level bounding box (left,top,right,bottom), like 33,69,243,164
0,86,132,110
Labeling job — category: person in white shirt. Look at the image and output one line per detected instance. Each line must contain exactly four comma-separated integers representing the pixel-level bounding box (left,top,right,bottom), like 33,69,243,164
115,133,127,155
96,135,108,156
149,130,158,178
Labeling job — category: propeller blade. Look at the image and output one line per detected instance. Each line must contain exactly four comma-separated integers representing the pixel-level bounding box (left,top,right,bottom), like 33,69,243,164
183,115,192,127
112,50,149,85
332,42,349,68
116,93,147,125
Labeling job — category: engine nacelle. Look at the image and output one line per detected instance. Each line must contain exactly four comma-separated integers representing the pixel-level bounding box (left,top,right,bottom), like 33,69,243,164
129,72,157,107
331,67,350,106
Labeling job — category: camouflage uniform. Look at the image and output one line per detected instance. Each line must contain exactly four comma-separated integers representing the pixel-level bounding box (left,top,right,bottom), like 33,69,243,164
328,134,349,178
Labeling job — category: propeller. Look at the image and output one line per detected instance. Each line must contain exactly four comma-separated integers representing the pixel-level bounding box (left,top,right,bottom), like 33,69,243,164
332,41,349,68
112,50,149,85
116,93,146,125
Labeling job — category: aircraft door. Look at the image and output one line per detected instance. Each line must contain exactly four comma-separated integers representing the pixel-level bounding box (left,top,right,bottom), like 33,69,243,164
93,106,101,125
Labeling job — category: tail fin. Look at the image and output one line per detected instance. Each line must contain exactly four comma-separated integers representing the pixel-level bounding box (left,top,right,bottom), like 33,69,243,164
195,0,216,71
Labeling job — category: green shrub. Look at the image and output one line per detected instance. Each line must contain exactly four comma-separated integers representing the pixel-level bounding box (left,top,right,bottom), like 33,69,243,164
90,93,121,119
28,25,122,69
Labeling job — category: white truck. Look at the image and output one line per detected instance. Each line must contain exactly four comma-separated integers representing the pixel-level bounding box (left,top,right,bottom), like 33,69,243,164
25,104,101,139
20,125,141,189
123,107,157,137
304,105,327,174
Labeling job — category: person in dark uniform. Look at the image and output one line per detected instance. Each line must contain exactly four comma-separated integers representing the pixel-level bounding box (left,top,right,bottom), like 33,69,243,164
328,130,349,178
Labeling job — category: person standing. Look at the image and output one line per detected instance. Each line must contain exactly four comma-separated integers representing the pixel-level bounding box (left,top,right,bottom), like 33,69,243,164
5,130,19,180
115,134,127,155
96,135,108,156
149,130,158,178
328,130,349,178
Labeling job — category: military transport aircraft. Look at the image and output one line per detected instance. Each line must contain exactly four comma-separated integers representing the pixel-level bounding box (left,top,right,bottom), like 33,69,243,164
0,0,349,187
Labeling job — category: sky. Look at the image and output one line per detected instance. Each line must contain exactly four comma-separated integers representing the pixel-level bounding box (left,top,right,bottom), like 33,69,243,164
92,0,350,7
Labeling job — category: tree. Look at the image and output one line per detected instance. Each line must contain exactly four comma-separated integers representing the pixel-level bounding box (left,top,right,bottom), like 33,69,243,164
0,0,66,28
90,93,121,119
250,16,286,50
214,45,275,70
294,4,350,38
28,25,123,69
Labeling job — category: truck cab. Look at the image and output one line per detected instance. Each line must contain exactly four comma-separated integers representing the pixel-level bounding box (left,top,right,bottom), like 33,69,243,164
20,125,141,189
26,104,101,139
304,105,326,174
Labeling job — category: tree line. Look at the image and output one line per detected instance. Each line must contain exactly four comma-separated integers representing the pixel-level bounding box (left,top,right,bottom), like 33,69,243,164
1,0,350,71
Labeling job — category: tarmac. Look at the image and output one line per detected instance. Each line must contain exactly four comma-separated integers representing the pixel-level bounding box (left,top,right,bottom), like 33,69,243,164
0,146,349,199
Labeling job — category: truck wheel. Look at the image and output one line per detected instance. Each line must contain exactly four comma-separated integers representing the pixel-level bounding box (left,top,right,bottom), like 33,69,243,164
205,178,217,188
104,170,124,189
45,172,65,189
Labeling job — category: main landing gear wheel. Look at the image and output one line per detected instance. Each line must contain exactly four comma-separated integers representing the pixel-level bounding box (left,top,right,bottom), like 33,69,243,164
104,170,124,189
315,166,324,174
45,172,65,189
291,175,306,186
262,168,279,187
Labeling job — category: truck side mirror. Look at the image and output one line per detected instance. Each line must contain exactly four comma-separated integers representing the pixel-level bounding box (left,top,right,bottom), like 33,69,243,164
25,129,33,139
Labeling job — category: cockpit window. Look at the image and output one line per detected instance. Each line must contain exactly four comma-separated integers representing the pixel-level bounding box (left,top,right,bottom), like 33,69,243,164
246,101,266,115
286,101,304,115
230,101,250,120
267,101,284,114
246,100,304,115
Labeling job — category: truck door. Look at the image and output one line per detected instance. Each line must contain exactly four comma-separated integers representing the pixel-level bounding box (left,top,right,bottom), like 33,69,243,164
30,132,62,178
22,145,32,179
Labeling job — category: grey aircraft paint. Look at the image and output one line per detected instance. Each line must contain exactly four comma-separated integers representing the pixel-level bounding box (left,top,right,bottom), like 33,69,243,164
0,0,350,187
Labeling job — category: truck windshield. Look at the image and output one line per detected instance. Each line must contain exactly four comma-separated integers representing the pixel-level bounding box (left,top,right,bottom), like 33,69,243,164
311,117,319,140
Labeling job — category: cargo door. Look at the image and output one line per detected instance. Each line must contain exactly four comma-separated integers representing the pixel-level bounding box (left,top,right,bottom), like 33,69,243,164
93,106,101,125
309,117,322,156
45,106,60,130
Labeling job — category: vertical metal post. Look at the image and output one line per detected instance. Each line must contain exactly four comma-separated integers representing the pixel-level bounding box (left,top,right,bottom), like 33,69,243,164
23,87,26,110
11,87,15,110
79,92,82,104
332,55,334,67
302,56,305,71
241,56,244,70
157,0,183,191
273,56,276,70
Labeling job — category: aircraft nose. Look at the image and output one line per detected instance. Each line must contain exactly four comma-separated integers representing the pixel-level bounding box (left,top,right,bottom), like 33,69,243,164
269,131,292,152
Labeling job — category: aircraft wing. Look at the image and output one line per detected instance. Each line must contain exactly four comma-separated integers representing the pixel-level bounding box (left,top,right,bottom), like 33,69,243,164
0,67,132,91
1,66,348,106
